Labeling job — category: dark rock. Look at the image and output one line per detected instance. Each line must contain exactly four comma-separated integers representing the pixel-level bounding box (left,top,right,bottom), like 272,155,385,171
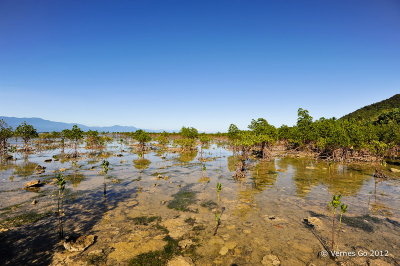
35,165,46,174
63,235,96,252
25,180,41,188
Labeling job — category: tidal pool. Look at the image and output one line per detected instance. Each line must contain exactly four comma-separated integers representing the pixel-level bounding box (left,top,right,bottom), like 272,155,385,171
0,142,399,265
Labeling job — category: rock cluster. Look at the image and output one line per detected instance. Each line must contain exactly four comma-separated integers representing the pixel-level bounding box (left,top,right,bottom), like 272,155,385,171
63,235,96,252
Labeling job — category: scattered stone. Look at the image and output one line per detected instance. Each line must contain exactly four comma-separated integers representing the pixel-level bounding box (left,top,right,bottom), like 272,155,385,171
59,168,66,172
161,200,167,205
125,200,138,207
116,154,123,157
221,234,230,240
35,165,46,174
25,179,41,188
303,217,323,229
178,239,194,249
31,199,38,205
44,159,52,162
167,256,194,266
305,166,317,170
156,174,170,180
63,235,96,252
261,254,280,265
373,169,388,179
390,168,400,173
219,241,237,255
219,246,229,256
208,236,225,245
243,221,253,227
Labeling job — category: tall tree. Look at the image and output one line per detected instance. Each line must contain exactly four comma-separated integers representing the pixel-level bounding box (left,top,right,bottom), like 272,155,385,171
248,118,276,159
0,119,13,157
180,127,199,139
133,129,151,152
63,125,84,157
15,121,38,151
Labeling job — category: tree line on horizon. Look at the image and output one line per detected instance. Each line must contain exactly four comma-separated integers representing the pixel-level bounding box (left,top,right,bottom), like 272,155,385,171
1,106,400,161
228,108,400,161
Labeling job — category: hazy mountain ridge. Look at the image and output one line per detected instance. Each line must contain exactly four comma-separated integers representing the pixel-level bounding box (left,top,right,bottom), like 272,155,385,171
0,116,164,132
341,94,400,121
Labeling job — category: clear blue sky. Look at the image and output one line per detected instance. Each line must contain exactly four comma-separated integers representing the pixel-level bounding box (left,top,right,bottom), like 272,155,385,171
0,0,399,132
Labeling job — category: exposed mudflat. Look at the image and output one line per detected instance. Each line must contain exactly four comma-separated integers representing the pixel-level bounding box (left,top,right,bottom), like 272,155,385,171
0,141,399,265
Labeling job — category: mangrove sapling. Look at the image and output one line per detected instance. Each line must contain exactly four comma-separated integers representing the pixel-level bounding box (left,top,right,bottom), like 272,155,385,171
56,173,66,239
329,195,342,250
337,203,348,247
216,182,222,203
101,160,110,197
213,207,225,236
213,182,224,235
118,138,124,152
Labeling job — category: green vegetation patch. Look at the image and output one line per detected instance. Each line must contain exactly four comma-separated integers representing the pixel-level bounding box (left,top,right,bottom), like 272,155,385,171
0,211,51,228
130,216,161,225
128,236,180,266
64,173,86,187
133,158,151,170
86,254,106,265
167,189,197,212
200,200,218,210
341,94,400,121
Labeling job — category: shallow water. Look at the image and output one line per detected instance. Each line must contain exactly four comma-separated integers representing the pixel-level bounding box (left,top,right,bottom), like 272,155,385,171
0,141,399,265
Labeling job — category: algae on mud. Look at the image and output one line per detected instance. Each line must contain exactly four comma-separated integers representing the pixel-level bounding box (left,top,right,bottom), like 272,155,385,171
167,189,197,212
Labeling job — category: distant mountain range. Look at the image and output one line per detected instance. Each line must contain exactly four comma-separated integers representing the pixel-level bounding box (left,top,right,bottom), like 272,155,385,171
0,116,164,133
341,94,400,121
3,94,399,132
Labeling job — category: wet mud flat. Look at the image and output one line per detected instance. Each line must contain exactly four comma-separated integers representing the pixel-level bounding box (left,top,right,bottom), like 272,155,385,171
0,143,399,265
